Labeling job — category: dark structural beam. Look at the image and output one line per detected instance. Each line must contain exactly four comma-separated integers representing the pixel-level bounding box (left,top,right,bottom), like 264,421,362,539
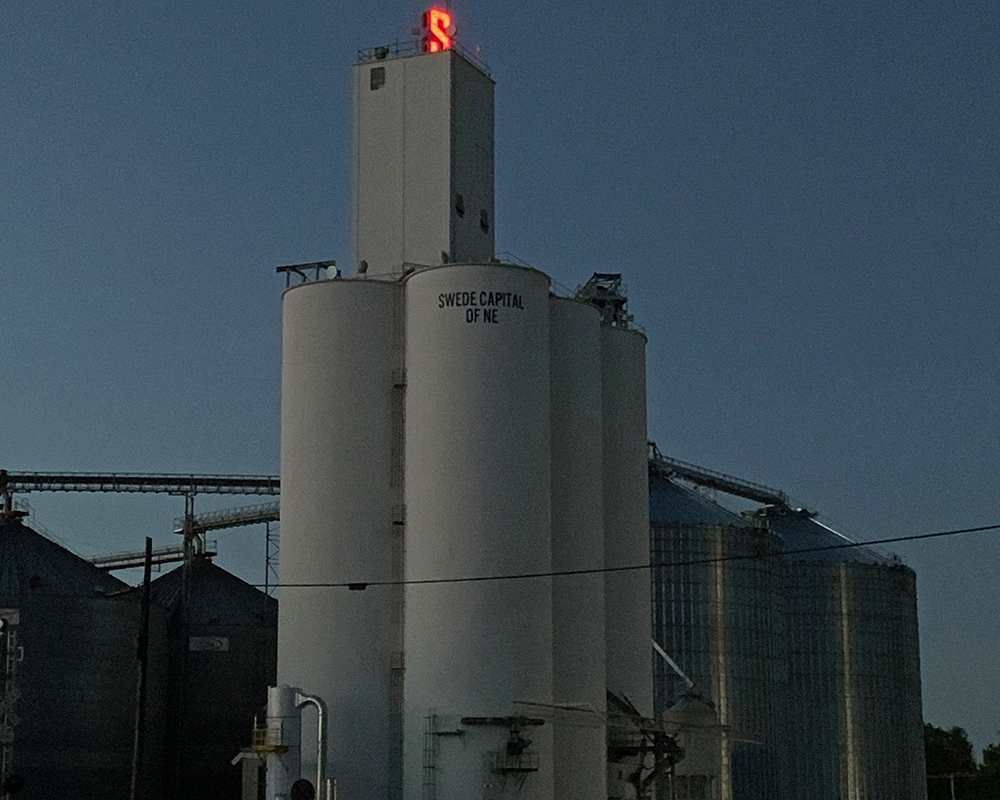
0,470,280,496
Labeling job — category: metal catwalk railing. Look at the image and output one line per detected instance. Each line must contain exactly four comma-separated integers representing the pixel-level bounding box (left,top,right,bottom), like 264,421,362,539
648,444,789,507
86,543,218,572
172,501,280,535
0,470,279,496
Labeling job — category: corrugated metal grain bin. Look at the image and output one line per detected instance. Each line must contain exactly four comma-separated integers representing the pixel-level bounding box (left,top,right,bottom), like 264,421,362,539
761,508,926,800
152,556,277,800
649,474,787,800
0,516,168,800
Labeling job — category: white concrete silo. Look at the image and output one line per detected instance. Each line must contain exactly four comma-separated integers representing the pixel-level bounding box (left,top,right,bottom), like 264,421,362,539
278,17,656,798
278,278,404,799
548,296,607,799
403,263,554,800
601,325,653,716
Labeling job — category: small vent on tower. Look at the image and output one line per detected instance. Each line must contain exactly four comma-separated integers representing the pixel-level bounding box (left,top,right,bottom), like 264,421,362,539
480,209,489,233
370,67,386,90
455,193,465,217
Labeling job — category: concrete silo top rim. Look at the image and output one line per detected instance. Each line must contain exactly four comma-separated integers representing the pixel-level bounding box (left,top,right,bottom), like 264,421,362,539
282,276,403,299
401,261,552,285
603,324,647,342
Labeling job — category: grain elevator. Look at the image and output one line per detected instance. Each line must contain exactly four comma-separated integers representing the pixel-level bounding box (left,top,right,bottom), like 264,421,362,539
276,17,653,800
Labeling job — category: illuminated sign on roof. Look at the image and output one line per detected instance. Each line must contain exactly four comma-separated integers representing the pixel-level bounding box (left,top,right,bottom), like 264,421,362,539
422,8,453,53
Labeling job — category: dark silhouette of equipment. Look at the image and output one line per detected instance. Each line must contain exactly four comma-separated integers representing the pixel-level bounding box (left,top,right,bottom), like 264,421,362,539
290,778,315,800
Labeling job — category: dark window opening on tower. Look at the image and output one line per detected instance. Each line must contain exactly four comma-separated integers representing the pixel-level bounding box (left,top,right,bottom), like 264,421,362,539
455,194,465,217
370,67,385,90
480,209,489,233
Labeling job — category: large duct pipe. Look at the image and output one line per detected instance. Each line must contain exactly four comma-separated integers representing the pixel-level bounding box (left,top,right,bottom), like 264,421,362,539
295,692,328,799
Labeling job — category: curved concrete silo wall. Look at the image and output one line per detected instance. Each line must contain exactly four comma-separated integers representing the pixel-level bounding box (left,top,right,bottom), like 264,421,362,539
601,326,653,716
278,278,403,799
403,264,554,800
549,297,606,799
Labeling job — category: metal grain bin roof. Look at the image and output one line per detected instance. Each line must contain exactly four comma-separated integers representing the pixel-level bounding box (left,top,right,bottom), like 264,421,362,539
649,473,751,528
759,507,890,565
0,517,127,597
151,557,275,625
151,556,276,800
0,517,169,800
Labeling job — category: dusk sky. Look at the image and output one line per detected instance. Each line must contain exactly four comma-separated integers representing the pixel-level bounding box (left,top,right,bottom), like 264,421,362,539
3,1,998,750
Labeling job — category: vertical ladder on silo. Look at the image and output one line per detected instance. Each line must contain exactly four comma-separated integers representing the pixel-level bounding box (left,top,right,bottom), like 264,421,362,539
422,711,439,800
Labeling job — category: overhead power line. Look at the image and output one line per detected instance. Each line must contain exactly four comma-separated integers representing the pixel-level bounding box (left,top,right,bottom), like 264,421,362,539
264,522,1000,590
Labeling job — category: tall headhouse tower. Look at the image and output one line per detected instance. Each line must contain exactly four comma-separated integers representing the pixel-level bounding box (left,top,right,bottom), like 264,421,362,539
353,31,495,275
278,12,653,800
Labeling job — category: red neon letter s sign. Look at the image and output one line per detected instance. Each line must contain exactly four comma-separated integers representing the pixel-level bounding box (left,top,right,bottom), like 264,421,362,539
422,8,453,53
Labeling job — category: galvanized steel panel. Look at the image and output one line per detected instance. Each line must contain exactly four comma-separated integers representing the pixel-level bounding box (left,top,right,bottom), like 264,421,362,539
152,560,277,800
0,519,168,800
649,476,787,800
781,558,926,800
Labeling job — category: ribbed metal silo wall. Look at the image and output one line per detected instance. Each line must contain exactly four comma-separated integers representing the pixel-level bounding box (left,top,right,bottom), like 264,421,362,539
13,595,168,800
404,264,554,800
783,560,926,800
279,278,403,799
549,297,606,799
848,564,926,800
601,326,652,716
719,527,786,800
143,601,172,799
649,519,786,800
156,563,278,800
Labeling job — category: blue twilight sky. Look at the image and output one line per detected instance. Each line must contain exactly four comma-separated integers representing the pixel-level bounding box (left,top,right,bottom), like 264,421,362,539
2,0,998,750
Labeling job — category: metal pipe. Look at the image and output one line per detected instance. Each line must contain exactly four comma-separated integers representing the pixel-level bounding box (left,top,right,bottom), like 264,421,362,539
652,638,696,690
129,538,153,800
295,691,328,797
